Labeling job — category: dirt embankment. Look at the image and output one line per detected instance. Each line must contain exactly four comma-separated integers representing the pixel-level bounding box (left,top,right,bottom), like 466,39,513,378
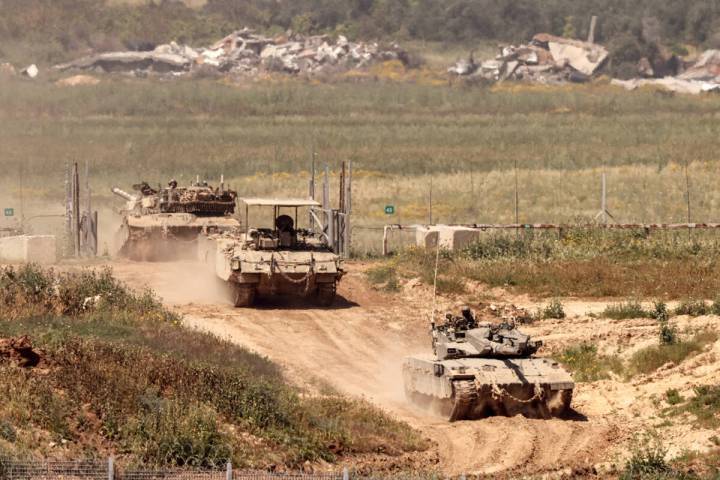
108,260,720,477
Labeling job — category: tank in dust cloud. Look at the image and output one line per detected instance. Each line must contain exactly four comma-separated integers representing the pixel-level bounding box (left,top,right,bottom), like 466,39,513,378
112,180,240,261
198,197,343,307
403,308,574,421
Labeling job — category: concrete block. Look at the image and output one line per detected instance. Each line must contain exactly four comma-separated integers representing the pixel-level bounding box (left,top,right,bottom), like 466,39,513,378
415,226,482,250
0,235,57,264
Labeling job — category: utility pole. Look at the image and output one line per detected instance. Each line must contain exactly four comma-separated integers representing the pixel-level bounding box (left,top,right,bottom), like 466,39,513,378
594,172,615,225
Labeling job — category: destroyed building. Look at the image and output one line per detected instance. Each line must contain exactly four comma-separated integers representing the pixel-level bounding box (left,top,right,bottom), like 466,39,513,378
612,49,720,95
55,28,407,77
448,33,609,84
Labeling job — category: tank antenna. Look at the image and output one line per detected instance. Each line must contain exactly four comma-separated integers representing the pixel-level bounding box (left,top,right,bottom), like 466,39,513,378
430,239,440,326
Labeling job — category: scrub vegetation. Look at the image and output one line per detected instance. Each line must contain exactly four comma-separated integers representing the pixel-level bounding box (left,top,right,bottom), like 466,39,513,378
0,265,428,467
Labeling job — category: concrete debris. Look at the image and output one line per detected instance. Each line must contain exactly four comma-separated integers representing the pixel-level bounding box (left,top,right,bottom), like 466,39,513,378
449,33,608,84
678,49,720,83
55,28,406,77
612,50,720,95
611,77,720,95
20,64,38,78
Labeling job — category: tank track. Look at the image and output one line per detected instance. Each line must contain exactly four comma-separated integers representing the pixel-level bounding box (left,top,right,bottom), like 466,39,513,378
449,380,477,421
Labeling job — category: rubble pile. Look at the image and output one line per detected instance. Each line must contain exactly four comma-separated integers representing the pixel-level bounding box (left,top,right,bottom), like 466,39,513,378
612,49,720,94
449,33,608,84
55,28,406,77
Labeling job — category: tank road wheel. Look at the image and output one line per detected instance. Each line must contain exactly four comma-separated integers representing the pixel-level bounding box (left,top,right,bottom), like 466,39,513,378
316,283,337,306
233,285,256,307
448,380,477,422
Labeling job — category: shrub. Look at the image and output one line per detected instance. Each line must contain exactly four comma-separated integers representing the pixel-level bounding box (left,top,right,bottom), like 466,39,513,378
665,389,683,406
672,385,720,429
366,264,400,292
539,299,566,320
651,301,669,323
620,433,672,480
630,341,702,375
603,301,649,320
674,300,710,317
557,343,623,382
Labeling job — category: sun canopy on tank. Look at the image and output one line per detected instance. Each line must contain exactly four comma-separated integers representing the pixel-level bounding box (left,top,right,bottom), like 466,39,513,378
239,198,321,207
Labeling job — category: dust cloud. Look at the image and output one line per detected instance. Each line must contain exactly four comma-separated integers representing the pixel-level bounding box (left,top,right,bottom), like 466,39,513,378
112,259,232,306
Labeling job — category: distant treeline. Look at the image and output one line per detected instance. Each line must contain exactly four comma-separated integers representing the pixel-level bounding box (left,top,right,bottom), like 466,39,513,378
0,0,718,62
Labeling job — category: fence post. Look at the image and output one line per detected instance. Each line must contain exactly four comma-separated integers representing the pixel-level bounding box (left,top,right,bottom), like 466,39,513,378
108,457,114,480
226,461,232,480
342,467,349,480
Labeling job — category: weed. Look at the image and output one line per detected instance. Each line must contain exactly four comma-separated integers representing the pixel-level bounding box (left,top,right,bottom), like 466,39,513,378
620,433,672,480
557,343,623,382
674,300,711,317
366,264,400,292
669,385,720,429
628,330,717,375
665,389,683,406
603,301,649,320
651,301,670,323
539,299,566,320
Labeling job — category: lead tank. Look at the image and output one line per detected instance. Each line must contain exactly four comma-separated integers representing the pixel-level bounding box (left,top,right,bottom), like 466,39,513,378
403,308,574,421
112,180,240,261
198,197,343,307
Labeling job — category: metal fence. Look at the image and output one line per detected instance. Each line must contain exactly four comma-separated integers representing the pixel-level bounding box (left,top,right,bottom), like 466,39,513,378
0,459,347,480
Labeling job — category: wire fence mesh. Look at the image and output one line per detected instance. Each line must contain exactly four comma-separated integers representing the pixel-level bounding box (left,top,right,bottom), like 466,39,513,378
0,459,347,480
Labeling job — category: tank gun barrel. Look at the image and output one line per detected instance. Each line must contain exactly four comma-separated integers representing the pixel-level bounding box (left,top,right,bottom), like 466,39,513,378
111,187,138,202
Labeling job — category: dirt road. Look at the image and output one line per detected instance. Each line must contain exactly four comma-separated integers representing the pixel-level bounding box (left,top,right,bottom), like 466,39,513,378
107,260,634,476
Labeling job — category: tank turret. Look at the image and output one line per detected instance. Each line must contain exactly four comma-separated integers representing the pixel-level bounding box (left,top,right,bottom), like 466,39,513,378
111,179,240,261
432,310,542,360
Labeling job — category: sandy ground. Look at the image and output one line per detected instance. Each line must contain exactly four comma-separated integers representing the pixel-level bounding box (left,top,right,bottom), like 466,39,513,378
104,259,720,477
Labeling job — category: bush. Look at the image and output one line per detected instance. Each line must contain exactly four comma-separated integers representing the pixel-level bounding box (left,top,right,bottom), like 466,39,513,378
630,342,700,375
539,299,566,320
603,301,649,320
366,264,400,292
651,301,669,323
665,389,683,406
557,343,623,382
620,433,672,480
671,385,720,429
674,300,710,317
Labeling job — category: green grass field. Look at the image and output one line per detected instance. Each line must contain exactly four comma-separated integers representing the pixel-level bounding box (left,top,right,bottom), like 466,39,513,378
2,74,720,254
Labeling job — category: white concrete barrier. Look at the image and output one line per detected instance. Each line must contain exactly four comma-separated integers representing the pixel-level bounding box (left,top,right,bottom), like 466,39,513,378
415,226,482,250
0,235,57,264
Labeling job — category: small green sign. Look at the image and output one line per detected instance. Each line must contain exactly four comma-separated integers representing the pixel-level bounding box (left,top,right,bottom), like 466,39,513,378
384,205,395,215
3,208,13,217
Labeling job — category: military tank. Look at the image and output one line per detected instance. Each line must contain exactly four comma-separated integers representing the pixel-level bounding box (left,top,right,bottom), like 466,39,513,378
112,179,240,261
199,197,343,307
403,308,574,421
